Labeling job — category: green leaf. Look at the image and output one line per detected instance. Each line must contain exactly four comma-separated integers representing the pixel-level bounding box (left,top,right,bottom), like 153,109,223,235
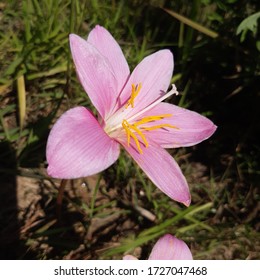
5,56,24,76
256,40,260,52
236,12,260,42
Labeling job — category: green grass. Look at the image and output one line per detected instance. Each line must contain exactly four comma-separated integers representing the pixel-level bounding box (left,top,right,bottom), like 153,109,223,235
0,0,259,260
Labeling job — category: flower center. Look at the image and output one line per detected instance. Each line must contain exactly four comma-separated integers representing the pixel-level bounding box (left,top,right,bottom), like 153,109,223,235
121,84,178,154
122,114,178,154
104,83,179,154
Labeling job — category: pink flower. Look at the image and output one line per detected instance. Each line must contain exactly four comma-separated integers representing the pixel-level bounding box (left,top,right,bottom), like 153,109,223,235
46,25,216,206
123,234,193,260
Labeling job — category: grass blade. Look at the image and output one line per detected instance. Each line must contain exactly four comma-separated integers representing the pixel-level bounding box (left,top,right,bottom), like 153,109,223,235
164,8,218,38
17,75,26,129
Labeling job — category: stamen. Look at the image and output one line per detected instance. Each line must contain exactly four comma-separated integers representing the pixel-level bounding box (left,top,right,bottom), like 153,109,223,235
127,84,178,124
141,124,179,131
136,114,178,132
122,120,131,145
131,125,149,147
105,84,178,134
121,114,178,154
116,85,180,154
134,114,173,126
122,119,148,154
125,83,142,108
129,131,143,154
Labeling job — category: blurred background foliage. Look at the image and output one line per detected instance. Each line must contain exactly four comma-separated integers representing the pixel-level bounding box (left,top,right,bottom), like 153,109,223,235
0,0,259,259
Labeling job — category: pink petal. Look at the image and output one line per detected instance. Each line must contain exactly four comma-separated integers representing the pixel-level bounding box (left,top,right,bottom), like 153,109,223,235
87,25,130,94
123,255,138,260
116,50,173,117
148,234,193,260
140,102,217,148
121,140,191,206
69,34,118,119
46,107,120,178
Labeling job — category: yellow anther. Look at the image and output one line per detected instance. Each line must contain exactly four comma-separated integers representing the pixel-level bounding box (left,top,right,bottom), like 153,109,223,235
122,110,178,154
129,132,143,154
142,124,179,131
122,120,131,145
125,83,142,108
122,119,148,154
131,124,149,147
134,114,173,126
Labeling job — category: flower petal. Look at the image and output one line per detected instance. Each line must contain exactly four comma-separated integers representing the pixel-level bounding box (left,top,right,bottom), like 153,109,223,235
121,140,191,206
116,50,173,117
87,25,130,94
140,102,217,148
69,34,118,119
148,234,193,260
46,107,120,178
123,255,138,260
